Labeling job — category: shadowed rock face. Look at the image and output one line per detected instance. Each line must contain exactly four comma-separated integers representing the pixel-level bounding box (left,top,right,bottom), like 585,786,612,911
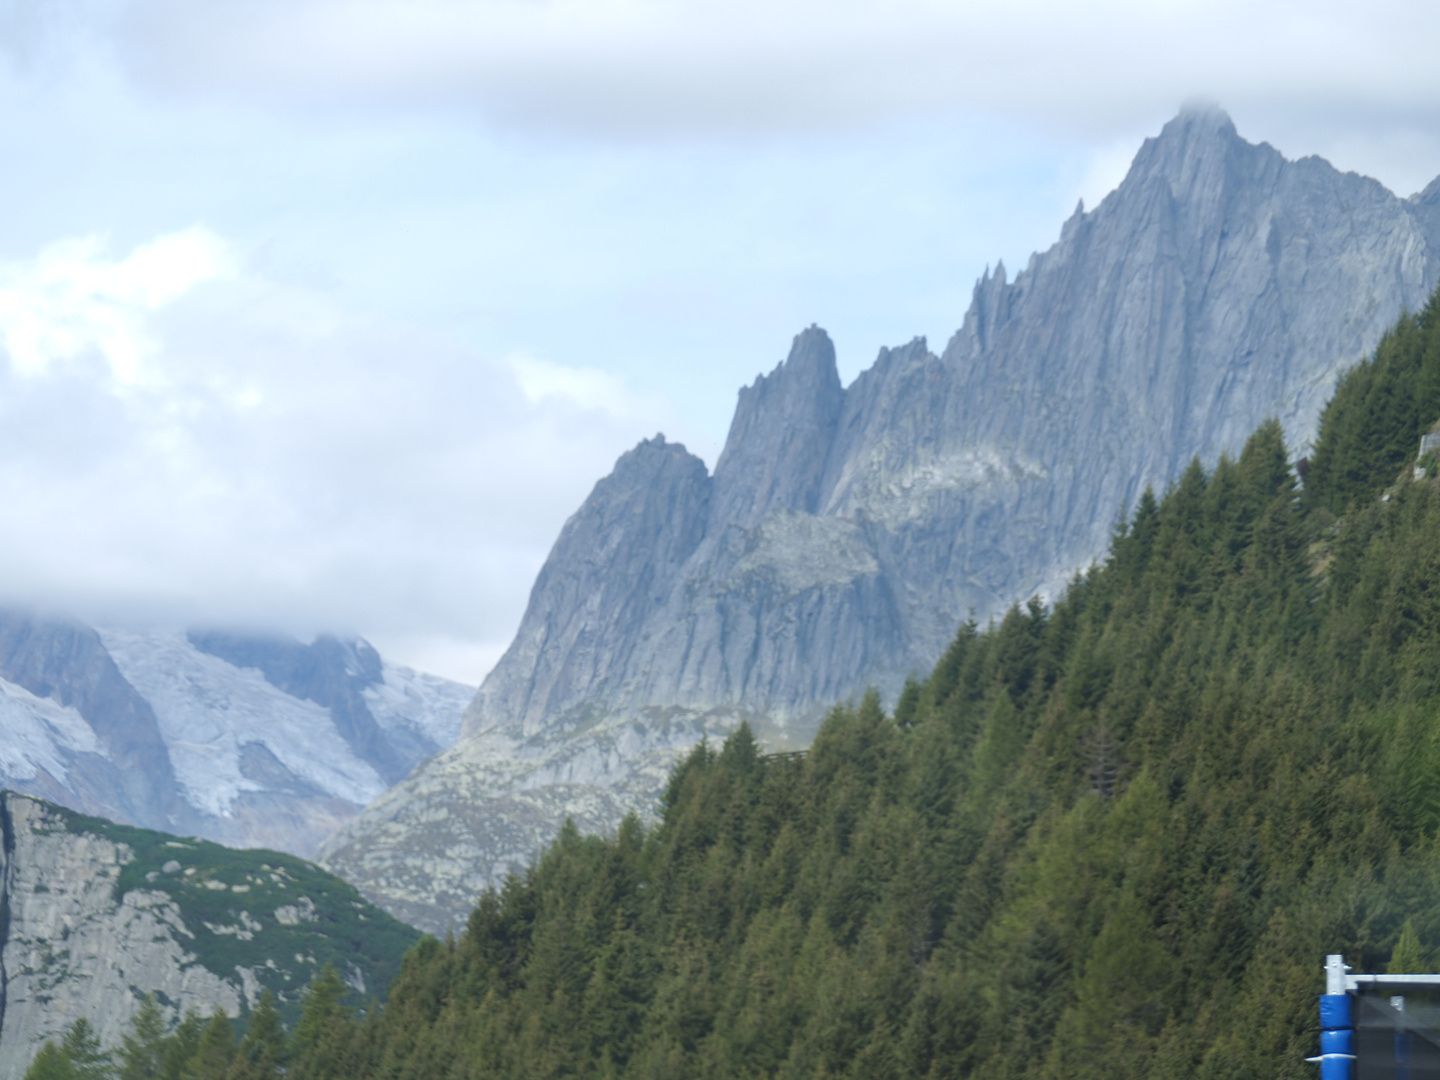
187,631,411,784
323,107,1440,932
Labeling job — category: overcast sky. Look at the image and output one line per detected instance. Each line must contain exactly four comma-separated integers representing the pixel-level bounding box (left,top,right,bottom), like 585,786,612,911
3,0,1440,683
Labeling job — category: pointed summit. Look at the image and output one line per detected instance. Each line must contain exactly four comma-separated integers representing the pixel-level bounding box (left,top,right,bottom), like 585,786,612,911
1173,99,1236,132
1114,103,1275,211
1140,104,1242,169
711,325,843,529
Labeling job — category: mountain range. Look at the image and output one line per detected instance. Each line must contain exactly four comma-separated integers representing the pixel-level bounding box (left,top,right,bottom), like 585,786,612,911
320,105,1440,932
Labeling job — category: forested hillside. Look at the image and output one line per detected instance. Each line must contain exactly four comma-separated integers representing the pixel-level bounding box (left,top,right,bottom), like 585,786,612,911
35,293,1440,1079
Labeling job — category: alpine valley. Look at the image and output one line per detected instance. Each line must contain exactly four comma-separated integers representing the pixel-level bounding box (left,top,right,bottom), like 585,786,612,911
11,102,1440,1080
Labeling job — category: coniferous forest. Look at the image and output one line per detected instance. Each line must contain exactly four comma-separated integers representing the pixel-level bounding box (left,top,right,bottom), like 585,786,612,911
31,293,1440,1079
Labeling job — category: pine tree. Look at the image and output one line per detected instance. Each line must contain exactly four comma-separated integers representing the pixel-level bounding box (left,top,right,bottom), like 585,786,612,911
62,1020,113,1080
183,1012,234,1080
24,1043,79,1080
119,996,167,1080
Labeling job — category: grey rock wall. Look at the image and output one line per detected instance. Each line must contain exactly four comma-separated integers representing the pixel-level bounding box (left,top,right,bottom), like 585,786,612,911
324,107,1440,931
0,791,420,1079
0,794,241,1079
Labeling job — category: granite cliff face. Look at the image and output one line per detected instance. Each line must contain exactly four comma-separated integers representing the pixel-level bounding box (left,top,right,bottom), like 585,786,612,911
0,612,472,858
323,107,1440,932
468,107,1440,739
0,792,418,1079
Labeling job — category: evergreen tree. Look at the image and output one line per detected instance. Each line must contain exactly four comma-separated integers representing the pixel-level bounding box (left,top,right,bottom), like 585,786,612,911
183,1012,234,1080
118,997,167,1080
62,1020,113,1080
24,1043,79,1080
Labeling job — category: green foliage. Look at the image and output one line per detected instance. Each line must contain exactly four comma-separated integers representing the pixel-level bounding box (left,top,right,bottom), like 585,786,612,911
118,997,167,1080
1305,294,1440,514
182,1012,234,1080
25,1020,114,1080
25,1042,80,1080
294,307,1440,1080
62,1020,113,1080
24,972,325,1080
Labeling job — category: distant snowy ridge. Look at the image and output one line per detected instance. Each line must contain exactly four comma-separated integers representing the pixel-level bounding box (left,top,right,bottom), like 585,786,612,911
0,610,474,859
0,678,105,784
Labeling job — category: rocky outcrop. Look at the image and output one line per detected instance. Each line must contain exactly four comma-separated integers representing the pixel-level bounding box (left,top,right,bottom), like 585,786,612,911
0,614,473,859
0,792,418,1079
324,107,1440,932
317,706,739,933
465,437,713,741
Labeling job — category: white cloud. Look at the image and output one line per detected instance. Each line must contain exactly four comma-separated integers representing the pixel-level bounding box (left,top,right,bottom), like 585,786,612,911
89,0,1440,144
0,227,233,385
0,226,680,683
507,352,648,418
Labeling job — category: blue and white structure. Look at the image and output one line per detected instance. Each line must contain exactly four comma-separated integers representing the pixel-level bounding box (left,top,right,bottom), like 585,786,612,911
1313,954,1440,1080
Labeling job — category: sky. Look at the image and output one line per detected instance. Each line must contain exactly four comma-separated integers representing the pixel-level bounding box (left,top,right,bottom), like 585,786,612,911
3,0,1440,684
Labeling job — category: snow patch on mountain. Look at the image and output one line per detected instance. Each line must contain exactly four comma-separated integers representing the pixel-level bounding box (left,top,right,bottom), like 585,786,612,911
0,677,105,783
98,628,388,816
363,663,472,750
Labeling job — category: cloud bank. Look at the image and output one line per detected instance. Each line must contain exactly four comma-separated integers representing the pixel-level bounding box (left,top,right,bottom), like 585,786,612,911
86,0,1440,143
0,228,674,680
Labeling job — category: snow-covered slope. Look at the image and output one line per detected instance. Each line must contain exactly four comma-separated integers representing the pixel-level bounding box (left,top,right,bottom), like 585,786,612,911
0,611,473,858
100,628,386,814
0,679,106,787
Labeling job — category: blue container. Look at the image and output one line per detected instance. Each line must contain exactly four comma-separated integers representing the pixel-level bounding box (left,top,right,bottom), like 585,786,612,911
1320,994,1354,1030
1321,1029,1354,1056
1320,995,1355,1080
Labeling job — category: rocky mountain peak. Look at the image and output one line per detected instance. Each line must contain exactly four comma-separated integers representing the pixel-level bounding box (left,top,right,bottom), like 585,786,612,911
324,109,1440,933
460,435,712,740
710,325,844,530
1118,104,1278,222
